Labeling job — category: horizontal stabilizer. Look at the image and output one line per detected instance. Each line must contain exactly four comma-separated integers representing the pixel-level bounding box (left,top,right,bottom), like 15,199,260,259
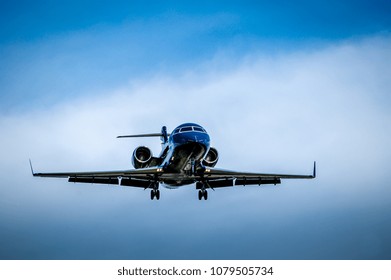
117,126,170,143
117,133,165,138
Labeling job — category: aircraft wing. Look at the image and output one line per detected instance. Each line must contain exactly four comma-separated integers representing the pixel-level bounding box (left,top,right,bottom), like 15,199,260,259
198,162,316,188
30,162,163,189
30,160,315,189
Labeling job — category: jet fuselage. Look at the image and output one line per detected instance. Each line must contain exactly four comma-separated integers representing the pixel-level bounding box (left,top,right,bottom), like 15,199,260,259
159,123,210,187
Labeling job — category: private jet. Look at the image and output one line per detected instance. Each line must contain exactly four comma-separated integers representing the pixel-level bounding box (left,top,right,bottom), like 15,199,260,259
31,123,316,200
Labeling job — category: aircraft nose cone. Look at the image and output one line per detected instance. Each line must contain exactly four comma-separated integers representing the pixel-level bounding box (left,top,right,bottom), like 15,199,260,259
186,134,198,143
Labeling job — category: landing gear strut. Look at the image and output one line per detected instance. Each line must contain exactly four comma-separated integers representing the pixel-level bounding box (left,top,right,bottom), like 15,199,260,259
150,189,160,200
198,190,208,200
190,158,196,176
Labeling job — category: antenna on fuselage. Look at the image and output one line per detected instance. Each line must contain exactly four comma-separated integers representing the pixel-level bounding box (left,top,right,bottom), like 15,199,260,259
117,126,170,144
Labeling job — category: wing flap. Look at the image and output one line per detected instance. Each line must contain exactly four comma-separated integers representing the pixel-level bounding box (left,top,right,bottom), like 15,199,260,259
202,177,282,188
120,178,152,188
68,176,153,188
69,177,119,185
206,178,235,188
235,177,281,186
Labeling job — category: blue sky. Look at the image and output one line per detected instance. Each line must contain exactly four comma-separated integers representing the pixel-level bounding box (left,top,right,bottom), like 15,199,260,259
0,1,391,259
1,0,391,111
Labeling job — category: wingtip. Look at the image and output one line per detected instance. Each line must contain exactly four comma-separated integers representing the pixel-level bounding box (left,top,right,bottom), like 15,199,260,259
29,159,35,176
313,161,316,178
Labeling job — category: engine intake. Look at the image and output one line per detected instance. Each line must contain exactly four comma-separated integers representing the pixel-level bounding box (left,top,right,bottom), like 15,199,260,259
132,146,153,169
203,147,219,167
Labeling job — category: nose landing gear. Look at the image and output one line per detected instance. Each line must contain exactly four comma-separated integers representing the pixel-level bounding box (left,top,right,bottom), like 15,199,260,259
198,189,208,200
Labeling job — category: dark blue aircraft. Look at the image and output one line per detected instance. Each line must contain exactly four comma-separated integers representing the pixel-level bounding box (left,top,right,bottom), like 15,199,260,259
31,123,316,200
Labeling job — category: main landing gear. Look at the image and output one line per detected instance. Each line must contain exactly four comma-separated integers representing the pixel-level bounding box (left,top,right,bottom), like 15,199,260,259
150,189,160,200
198,190,208,200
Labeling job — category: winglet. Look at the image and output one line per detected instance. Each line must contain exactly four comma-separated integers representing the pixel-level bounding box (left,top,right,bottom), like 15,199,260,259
29,159,35,176
313,161,316,178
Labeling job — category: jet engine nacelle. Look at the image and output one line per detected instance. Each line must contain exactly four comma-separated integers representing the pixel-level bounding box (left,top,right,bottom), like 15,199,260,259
132,146,153,169
202,147,219,167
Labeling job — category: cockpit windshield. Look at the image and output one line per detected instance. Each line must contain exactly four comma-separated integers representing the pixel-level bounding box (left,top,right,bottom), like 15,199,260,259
172,126,206,135
180,127,193,132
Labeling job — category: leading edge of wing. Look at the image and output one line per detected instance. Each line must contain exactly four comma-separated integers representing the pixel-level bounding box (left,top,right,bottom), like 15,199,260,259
31,165,163,178
203,161,316,179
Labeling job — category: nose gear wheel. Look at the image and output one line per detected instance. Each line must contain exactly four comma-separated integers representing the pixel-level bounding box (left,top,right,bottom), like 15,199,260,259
198,190,208,200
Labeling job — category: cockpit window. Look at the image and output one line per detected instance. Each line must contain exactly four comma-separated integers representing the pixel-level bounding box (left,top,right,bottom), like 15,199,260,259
173,126,207,134
180,126,193,132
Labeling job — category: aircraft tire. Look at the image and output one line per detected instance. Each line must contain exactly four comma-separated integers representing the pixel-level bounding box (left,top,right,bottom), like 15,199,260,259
198,190,202,200
156,190,160,200
204,190,208,200
150,190,155,200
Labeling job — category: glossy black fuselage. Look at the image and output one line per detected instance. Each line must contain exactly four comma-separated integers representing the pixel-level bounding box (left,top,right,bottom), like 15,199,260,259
159,123,210,187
